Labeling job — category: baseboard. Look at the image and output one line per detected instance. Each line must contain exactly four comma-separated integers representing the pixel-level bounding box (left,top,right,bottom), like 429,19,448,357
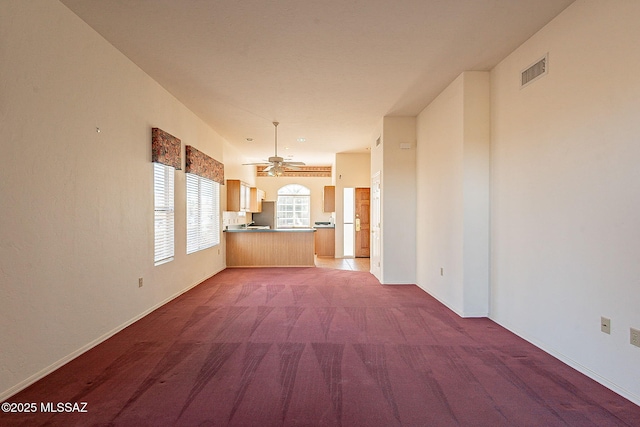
0,268,224,402
414,283,465,318
489,318,640,407
418,286,639,405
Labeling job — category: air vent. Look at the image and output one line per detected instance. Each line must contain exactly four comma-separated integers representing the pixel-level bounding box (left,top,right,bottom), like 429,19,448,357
521,54,548,88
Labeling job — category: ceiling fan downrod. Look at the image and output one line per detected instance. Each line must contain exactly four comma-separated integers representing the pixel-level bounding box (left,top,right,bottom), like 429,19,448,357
273,121,279,158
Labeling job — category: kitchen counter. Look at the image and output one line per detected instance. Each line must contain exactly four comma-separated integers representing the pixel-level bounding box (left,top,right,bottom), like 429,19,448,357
225,228,315,267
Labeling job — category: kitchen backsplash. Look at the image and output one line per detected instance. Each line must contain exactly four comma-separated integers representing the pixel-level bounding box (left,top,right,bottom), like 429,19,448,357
222,211,251,227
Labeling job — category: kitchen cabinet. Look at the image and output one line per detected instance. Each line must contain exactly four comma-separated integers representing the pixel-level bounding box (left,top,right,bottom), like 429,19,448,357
323,186,335,212
315,227,335,257
226,179,251,212
249,187,265,213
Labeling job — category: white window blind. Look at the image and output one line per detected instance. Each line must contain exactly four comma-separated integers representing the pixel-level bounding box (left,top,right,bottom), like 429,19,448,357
186,173,220,254
154,162,175,265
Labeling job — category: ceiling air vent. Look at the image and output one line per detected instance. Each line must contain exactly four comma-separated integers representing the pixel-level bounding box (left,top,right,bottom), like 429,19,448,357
521,54,548,88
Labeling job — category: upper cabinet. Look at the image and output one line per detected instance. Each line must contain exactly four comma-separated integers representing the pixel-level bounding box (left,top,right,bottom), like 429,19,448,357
323,185,335,212
227,179,251,212
227,180,265,212
249,187,265,213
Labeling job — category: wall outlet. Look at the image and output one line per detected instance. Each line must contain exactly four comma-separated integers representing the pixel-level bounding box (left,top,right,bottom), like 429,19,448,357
440,267,444,276
600,317,611,334
631,328,640,348
138,277,143,288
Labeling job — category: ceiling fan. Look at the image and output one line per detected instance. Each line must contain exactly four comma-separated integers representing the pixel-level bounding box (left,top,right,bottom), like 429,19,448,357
243,121,305,176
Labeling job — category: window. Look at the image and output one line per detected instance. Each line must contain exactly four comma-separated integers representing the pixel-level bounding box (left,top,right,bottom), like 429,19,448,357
186,173,220,254
154,162,175,265
277,184,311,228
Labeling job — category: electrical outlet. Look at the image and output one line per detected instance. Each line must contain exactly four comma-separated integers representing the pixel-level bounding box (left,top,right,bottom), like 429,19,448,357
138,277,143,288
440,267,444,276
601,317,611,334
631,328,640,348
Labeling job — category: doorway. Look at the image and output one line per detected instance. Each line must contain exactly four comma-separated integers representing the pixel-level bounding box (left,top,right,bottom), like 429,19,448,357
355,187,370,258
343,187,370,258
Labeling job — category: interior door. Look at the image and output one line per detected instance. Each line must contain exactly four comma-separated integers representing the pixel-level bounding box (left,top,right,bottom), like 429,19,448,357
370,172,381,279
355,187,370,257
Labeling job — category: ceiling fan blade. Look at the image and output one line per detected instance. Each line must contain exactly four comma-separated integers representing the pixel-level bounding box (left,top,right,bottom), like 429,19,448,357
283,164,301,170
262,164,274,172
284,161,306,166
242,161,269,165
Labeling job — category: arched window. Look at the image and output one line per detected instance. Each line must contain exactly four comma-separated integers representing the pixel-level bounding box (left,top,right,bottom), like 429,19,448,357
277,184,311,228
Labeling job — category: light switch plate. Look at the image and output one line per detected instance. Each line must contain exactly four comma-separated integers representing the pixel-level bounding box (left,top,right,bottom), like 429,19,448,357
601,317,611,334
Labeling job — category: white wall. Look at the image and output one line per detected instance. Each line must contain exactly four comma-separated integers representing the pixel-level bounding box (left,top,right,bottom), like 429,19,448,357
491,0,640,403
221,141,257,227
223,140,257,187
0,0,226,399
462,72,491,316
415,72,490,317
380,117,417,284
335,153,371,258
255,175,333,227
370,122,384,280
417,76,465,311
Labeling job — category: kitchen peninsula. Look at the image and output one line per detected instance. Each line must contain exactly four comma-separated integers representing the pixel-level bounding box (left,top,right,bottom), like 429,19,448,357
225,229,316,267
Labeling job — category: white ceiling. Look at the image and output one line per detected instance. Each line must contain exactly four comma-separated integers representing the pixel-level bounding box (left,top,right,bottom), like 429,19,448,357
60,0,575,165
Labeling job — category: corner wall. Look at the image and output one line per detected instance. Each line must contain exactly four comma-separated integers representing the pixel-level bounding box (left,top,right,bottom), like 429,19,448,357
380,117,417,284
0,0,226,399
415,72,490,317
490,0,640,403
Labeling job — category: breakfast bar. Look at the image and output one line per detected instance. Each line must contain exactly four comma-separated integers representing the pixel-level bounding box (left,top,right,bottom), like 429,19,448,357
224,229,316,267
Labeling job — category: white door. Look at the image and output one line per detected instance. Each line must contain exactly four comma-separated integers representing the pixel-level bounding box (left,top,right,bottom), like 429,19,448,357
370,172,381,280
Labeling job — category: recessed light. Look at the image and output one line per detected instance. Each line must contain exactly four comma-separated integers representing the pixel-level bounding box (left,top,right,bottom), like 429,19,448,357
296,138,306,143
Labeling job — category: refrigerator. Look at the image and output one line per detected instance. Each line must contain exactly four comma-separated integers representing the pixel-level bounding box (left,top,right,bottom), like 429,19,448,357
252,201,276,229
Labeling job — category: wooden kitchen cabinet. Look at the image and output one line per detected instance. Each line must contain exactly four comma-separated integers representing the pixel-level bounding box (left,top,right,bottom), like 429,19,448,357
323,186,335,212
226,179,251,212
249,187,265,212
315,227,335,257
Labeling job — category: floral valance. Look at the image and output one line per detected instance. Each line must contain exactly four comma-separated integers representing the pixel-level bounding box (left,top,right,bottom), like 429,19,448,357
152,128,182,169
185,145,224,184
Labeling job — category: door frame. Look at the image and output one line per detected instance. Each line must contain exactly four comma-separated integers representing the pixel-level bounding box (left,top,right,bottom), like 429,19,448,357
355,187,370,258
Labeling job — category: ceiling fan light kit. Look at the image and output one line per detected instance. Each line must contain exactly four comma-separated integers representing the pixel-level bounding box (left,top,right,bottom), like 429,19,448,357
242,121,306,177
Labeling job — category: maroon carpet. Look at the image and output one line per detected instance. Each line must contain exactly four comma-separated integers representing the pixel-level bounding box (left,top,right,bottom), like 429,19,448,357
2,267,639,426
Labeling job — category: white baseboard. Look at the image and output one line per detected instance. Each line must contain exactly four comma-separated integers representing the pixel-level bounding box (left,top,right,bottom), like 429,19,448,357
489,318,640,407
0,268,224,402
414,284,640,406
414,282,466,318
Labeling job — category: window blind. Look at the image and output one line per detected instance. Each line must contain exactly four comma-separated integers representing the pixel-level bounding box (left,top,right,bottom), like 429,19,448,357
186,173,220,254
154,162,175,265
